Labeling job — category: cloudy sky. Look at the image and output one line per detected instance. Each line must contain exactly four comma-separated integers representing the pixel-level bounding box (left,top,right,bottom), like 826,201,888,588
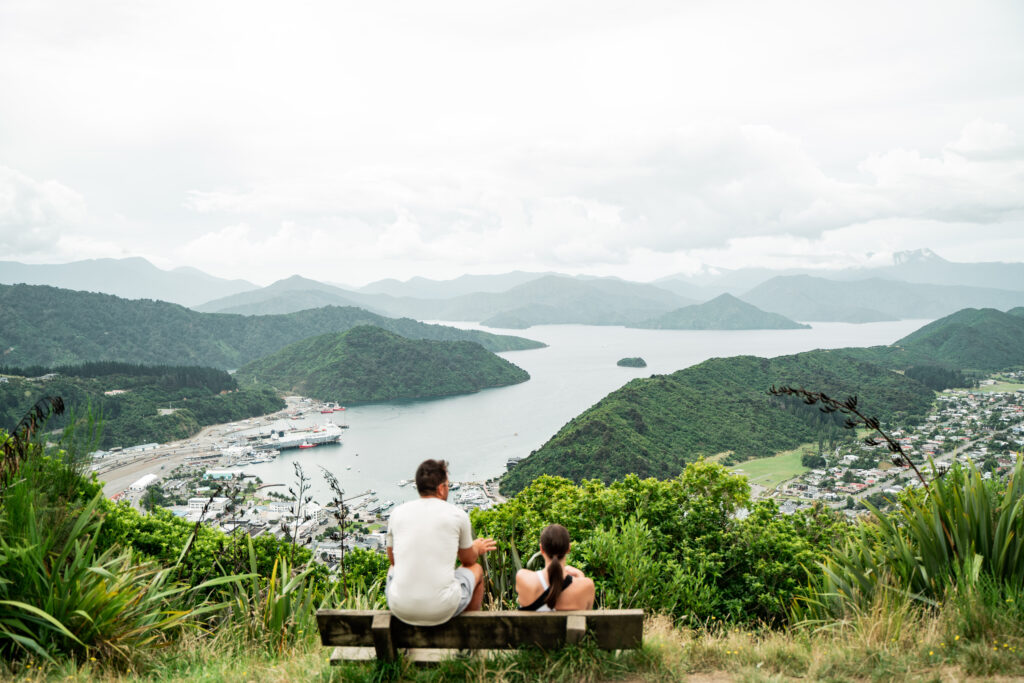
1,1,1022,286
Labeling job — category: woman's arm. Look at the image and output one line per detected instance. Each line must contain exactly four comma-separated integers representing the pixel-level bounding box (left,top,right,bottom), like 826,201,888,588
564,564,585,578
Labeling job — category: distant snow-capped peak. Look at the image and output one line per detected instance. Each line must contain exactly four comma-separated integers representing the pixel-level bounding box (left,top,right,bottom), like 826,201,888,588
892,248,944,265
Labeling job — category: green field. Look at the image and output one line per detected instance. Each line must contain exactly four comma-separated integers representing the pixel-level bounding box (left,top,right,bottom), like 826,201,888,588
969,381,1024,394
728,445,811,490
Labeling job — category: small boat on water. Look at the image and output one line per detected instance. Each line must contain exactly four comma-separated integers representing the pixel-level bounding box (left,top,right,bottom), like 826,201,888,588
397,479,409,487
298,442,315,449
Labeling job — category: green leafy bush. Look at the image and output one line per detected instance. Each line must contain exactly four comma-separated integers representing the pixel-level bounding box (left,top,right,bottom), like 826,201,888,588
475,461,848,624
796,457,1024,621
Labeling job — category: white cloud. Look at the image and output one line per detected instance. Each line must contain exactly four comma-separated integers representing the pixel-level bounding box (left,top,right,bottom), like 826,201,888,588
0,165,87,254
2,2,1023,282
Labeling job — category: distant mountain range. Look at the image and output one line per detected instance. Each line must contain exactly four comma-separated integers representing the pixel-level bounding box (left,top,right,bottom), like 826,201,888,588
358,271,553,299
741,275,1024,322
655,248,1024,296
200,274,695,327
0,284,543,369
0,257,255,307
4,249,1024,327
629,293,809,330
235,325,530,405
193,275,381,315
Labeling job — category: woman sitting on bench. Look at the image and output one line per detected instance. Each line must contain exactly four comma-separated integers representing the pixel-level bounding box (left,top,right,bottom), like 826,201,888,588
516,524,595,611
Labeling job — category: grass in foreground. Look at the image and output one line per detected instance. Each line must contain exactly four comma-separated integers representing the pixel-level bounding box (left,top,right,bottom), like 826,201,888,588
12,607,1024,683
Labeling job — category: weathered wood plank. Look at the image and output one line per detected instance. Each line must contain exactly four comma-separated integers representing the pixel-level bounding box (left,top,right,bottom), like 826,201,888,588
316,609,644,651
565,615,586,645
329,646,375,664
371,613,396,661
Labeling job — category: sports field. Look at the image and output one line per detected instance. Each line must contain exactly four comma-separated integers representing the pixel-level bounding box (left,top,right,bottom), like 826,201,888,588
969,381,1024,394
728,445,811,490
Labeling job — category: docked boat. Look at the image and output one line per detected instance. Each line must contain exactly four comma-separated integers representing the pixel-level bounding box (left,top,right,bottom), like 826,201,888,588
254,423,343,451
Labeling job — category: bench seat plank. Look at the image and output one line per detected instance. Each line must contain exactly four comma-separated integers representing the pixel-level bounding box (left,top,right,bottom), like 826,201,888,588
316,609,644,653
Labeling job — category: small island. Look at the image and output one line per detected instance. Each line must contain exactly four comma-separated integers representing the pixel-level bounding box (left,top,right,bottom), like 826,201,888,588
617,357,647,368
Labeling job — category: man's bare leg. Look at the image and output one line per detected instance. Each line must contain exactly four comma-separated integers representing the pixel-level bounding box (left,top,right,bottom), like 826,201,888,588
464,563,485,612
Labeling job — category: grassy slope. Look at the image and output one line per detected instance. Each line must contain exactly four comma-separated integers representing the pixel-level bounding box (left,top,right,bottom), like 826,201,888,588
729,446,809,489
25,610,1024,682
235,325,530,404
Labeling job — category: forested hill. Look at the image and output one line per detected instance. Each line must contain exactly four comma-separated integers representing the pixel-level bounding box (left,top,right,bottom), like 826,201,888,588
0,284,543,369
235,326,530,404
500,349,933,494
629,293,810,330
891,307,1024,372
843,307,1024,373
0,361,284,449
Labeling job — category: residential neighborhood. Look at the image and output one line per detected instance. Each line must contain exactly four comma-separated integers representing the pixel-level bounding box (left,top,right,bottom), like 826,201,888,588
773,375,1024,517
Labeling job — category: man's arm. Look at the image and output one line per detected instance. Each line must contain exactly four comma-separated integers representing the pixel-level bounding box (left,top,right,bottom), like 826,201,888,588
457,537,497,567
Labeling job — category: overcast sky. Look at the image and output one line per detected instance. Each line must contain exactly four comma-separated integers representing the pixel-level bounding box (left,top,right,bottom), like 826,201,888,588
1,1,1022,287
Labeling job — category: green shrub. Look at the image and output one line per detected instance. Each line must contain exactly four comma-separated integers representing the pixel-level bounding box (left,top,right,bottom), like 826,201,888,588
796,457,1024,621
474,462,846,624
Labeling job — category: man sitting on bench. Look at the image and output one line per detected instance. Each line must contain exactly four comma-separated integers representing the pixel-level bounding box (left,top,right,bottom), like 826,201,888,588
385,459,498,626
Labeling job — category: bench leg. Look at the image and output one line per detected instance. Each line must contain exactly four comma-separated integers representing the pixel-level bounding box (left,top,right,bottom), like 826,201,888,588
565,615,586,645
372,613,397,661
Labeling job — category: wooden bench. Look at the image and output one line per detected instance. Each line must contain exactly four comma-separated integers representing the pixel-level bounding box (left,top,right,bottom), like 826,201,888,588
316,609,645,664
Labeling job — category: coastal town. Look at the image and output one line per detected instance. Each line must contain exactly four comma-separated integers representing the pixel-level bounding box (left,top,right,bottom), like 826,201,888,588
757,371,1024,517
88,374,1024,571
90,395,506,571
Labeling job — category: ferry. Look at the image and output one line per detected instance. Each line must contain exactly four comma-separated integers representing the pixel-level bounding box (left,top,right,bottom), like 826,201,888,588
254,423,343,451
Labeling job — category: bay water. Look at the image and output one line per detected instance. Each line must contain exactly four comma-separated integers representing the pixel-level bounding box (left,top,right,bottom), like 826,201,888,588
240,320,929,506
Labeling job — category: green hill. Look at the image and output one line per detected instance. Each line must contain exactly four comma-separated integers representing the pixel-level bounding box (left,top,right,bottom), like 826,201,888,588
234,326,530,404
0,284,543,369
500,349,933,494
890,307,1024,372
0,362,283,449
630,293,810,329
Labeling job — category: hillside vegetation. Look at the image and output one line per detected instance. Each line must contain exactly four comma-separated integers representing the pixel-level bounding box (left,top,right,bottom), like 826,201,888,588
0,362,283,449
501,349,933,494
841,307,1024,374
891,307,1024,371
0,284,543,369
630,293,810,329
235,325,530,404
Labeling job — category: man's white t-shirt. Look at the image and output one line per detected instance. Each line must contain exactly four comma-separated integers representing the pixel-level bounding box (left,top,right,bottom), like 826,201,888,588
385,497,474,626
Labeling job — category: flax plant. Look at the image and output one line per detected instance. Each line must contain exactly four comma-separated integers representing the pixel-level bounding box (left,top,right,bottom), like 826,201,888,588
216,535,331,655
795,457,1024,621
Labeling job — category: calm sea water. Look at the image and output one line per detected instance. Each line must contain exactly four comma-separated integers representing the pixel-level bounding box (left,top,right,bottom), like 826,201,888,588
240,320,930,505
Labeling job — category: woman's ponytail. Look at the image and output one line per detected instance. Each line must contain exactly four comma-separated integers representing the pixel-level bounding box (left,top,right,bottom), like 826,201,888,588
539,524,571,609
